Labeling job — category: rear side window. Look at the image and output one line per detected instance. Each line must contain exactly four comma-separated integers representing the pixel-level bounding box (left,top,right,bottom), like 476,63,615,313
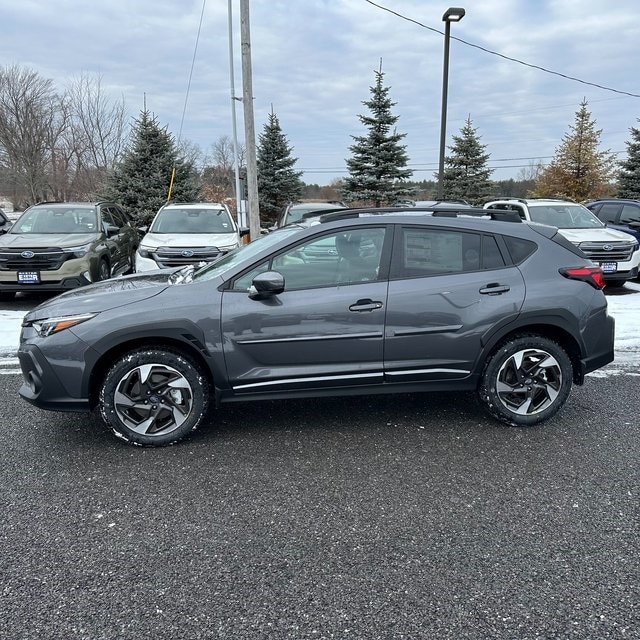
620,204,640,224
503,236,538,263
391,227,498,277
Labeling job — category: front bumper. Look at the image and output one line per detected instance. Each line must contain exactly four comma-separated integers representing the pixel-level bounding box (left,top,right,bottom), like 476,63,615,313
18,341,91,413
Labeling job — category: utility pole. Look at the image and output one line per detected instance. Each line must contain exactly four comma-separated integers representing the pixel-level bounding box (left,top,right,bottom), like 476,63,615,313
227,0,243,228
239,0,260,240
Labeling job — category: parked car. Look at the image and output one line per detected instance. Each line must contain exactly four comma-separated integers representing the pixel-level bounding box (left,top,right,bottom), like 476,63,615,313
0,208,11,233
484,198,640,287
135,202,245,272
18,205,614,447
584,198,640,246
273,201,346,229
0,201,139,300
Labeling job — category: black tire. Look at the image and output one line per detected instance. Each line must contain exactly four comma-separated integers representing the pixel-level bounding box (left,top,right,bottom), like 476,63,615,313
97,258,111,281
99,347,209,446
478,335,572,426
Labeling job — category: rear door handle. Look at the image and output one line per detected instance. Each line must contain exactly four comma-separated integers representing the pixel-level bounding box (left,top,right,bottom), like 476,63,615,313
349,299,383,312
479,283,510,295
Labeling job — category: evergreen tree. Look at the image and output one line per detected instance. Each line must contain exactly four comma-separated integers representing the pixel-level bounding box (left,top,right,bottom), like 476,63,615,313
342,67,413,207
104,110,199,226
533,99,616,201
256,110,303,224
439,116,493,204
618,119,640,198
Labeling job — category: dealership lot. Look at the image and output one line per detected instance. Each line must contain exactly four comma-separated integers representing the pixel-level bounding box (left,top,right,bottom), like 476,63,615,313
0,368,637,639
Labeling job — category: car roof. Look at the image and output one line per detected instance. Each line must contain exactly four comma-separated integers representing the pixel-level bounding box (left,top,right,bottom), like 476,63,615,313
160,202,227,209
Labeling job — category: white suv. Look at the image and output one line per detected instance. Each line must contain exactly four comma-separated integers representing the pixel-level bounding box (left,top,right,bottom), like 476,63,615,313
136,202,243,272
484,198,640,286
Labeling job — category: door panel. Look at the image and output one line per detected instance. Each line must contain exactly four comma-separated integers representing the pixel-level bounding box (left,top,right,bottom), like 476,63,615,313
221,282,388,393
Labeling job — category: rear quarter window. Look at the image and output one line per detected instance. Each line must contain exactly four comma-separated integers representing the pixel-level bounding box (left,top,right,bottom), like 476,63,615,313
502,236,538,264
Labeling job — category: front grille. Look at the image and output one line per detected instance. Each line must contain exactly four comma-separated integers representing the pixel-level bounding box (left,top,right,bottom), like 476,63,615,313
152,246,223,268
0,248,67,271
578,242,635,262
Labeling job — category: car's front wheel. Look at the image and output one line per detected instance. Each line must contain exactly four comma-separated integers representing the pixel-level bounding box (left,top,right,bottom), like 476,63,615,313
478,335,572,426
99,347,209,446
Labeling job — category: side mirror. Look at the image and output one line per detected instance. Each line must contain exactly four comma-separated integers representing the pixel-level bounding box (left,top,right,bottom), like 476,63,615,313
105,224,120,237
248,271,284,299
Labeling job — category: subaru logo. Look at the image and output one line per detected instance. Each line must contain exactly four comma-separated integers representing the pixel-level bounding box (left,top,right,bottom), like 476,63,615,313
602,244,613,251
21,251,35,259
181,250,194,257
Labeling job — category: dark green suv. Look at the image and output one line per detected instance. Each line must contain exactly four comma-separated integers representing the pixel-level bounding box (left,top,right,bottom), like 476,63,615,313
0,201,139,300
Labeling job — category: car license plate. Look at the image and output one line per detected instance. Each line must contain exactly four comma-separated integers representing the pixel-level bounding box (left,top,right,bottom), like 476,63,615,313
17,271,40,284
599,262,617,273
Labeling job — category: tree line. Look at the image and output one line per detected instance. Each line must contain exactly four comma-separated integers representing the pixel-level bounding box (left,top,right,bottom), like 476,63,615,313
2,63,640,229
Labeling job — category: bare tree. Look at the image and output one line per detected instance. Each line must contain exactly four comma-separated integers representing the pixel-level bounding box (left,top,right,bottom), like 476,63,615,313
201,135,246,201
66,73,128,197
0,65,61,207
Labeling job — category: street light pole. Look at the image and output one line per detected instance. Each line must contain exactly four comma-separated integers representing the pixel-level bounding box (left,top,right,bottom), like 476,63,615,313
437,7,465,200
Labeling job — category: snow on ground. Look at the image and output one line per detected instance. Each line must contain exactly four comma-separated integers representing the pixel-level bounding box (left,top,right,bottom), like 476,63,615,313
0,283,639,376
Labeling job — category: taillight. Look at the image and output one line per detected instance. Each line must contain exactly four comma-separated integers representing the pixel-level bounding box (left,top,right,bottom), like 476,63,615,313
559,266,606,290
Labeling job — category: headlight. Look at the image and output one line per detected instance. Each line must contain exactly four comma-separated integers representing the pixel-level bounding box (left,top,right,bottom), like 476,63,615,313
63,244,93,258
137,246,154,258
30,313,96,337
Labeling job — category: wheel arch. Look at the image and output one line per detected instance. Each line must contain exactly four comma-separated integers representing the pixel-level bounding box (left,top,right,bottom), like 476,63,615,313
478,320,584,385
87,336,215,410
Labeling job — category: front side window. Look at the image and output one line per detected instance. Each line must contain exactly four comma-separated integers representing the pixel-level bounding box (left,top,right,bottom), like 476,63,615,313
596,204,621,224
231,227,386,291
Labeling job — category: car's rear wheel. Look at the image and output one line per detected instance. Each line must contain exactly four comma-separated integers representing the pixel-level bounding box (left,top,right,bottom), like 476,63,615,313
99,347,209,446
478,335,572,426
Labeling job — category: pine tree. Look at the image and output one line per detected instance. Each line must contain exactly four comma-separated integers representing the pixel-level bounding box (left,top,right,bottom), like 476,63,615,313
103,110,199,226
256,110,304,224
342,66,413,207
533,99,616,201
439,116,493,204
618,119,640,198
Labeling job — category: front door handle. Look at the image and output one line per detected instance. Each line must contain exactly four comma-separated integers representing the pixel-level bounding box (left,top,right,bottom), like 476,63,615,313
349,299,383,312
479,283,510,295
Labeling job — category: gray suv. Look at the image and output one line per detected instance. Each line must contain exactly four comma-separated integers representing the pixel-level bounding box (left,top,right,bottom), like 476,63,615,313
18,206,615,446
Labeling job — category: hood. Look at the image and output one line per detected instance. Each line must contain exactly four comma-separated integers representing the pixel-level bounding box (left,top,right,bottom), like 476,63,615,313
559,227,637,244
140,231,239,249
0,232,99,248
24,271,174,321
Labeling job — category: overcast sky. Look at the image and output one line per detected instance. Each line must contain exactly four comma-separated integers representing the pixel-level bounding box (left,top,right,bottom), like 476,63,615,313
2,0,639,184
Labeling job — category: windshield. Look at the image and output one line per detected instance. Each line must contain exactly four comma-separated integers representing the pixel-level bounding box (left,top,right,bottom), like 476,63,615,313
528,204,605,229
150,207,235,234
192,227,300,282
11,207,98,234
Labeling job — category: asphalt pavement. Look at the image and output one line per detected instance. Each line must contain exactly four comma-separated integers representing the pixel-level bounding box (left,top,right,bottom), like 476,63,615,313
0,372,637,639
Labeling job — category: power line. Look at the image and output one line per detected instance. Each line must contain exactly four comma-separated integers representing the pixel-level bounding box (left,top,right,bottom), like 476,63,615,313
364,0,640,99
177,0,207,145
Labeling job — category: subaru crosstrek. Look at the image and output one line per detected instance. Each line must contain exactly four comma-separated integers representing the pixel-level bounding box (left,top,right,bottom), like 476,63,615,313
19,206,615,446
